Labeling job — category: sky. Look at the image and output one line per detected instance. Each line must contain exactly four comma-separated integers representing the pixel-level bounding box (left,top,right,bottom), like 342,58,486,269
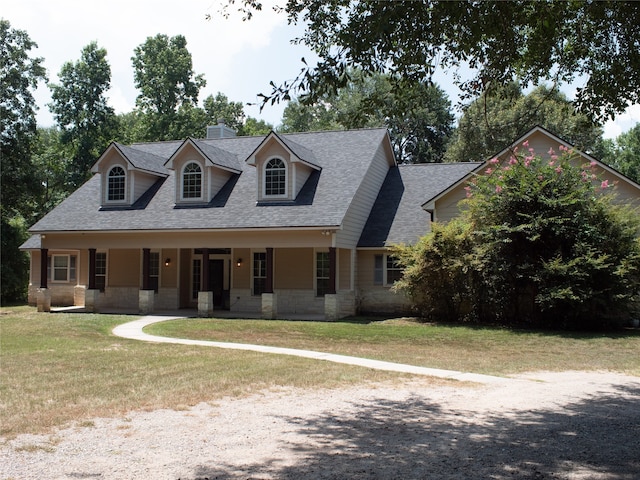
4,0,639,138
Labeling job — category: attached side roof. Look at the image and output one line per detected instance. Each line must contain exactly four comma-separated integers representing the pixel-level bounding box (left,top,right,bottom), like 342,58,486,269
91,142,170,177
29,128,392,234
358,162,480,247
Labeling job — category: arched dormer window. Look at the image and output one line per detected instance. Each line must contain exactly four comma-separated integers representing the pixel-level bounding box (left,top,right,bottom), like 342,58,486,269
107,166,126,201
264,157,286,197
182,161,202,200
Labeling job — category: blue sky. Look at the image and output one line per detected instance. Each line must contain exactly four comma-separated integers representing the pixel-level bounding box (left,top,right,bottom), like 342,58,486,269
5,0,639,138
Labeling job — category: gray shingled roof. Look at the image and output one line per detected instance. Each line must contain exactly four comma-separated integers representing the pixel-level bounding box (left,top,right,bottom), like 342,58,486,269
183,139,242,173
29,129,391,233
358,163,481,247
113,143,169,176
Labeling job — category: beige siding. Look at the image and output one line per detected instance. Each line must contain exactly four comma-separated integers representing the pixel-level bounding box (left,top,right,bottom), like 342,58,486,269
356,250,412,314
293,162,313,198
161,248,178,288
336,140,393,249
434,184,468,223
338,248,351,291
108,249,140,287
275,248,313,289
131,171,159,204
232,248,251,289
179,248,191,308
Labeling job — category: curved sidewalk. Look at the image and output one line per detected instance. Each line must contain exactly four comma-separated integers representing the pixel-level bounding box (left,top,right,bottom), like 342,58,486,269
113,315,511,385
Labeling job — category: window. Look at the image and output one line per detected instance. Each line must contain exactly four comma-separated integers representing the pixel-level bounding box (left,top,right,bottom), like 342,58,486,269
264,158,286,196
95,252,107,292
192,259,201,300
316,251,330,297
182,162,202,199
253,252,266,295
150,252,159,293
374,254,403,286
48,255,77,282
107,166,126,201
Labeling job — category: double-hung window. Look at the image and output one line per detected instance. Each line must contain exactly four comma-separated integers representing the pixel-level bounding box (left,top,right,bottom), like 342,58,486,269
316,251,330,296
182,162,202,199
95,252,107,292
149,252,159,293
264,158,286,196
253,252,267,295
48,255,77,282
374,254,403,286
107,166,126,201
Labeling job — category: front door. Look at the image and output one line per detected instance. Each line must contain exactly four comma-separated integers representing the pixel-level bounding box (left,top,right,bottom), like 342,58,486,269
209,259,225,308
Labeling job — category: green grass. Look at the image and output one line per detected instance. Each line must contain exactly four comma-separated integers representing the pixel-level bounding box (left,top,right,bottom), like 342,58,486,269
2,307,639,439
146,316,640,377
0,308,404,438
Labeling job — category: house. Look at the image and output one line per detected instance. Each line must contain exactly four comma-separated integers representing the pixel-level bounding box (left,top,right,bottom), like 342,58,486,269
21,125,640,319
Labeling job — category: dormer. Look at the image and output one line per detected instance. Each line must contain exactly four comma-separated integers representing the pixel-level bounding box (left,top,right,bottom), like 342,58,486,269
246,132,321,202
164,138,241,205
91,143,169,208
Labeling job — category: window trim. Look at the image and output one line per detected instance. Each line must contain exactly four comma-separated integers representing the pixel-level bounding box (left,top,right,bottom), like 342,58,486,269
181,161,204,201
374,254,403,286
263,157,287,199
106,165,127,203
95,251,107,292
252,251,267,296
315,250,330,297
48,254,77,283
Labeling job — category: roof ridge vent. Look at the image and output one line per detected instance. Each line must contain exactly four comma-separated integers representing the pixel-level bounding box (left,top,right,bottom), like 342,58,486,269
207,119,237,139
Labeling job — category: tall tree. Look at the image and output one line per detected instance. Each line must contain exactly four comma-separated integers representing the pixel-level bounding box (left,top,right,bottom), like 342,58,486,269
132,34,206,140
601,123,640,184
48,42,117,188
280,72,454,163
444,85,604,163
223,1,640,122
0,20,46,302
203,92,245,133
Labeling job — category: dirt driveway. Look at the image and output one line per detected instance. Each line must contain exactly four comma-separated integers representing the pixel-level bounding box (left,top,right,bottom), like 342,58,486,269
2,371,639,479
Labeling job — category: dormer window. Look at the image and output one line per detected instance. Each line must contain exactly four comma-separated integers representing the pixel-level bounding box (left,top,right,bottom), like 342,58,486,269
265,157,286,197
107,166,126,201
182,162,202,200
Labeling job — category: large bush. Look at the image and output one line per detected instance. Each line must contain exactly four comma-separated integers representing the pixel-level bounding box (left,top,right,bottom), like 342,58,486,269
395,145,640,329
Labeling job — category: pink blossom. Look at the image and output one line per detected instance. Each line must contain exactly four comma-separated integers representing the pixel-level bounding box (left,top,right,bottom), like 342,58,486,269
551,154,558,161
549,160,555,167
528,147,535,154
559,145,568,152
538,175,544,181
590,161,598,168
522,140,529,148
503,166,511,172
485,167,493,175
508,156,518,165
548,147,556,156
555,166,563,174
489,157,499,165
495,185,503,193
601,180,610,189
464,185,472,198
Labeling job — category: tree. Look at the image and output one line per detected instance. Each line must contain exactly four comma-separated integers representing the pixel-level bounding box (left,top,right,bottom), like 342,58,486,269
239,116,273,136
223,1,640,122
279,72,454,163
444,84,605,163
0,19,46,219
394,147,640,329
601,123,640,184
0,20,46,303
132,34,206,141
48,42,118,188
203,92,245,133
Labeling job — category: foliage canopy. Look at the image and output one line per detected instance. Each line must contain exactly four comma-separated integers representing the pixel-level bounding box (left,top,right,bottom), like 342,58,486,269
224,0,640,122
394,145,640,329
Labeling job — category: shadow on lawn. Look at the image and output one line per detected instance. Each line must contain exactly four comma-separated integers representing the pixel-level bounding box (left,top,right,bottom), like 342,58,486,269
188,383,640,480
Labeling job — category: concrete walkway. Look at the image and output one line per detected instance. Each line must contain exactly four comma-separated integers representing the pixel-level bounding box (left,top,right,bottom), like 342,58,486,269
113,315,511,385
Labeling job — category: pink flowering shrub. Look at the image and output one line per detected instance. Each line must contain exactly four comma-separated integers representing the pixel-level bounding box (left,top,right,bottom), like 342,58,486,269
395,145,640,329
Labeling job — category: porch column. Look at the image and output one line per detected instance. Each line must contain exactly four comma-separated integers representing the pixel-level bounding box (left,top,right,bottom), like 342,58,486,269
88,248,96,290
39,248,48,289
85,248,99,312
262,247,277,319
140,248,154,314
328,247,337,294
142,248,151,290
198,248,213,317
37,248,51,312
265,248,274,293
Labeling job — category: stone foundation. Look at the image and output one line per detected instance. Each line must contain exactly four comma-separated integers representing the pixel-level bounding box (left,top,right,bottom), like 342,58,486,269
198,291,214,317
36,288,51,312
261,293,278,319
139,290,155,314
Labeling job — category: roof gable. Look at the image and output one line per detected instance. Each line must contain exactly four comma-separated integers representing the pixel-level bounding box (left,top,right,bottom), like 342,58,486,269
91,142,169,177
164,138,241,173
245,131,321,170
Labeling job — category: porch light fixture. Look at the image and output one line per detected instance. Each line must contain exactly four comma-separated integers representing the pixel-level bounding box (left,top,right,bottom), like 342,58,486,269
236,258,242,267
321,229,331,236
164,258,171,267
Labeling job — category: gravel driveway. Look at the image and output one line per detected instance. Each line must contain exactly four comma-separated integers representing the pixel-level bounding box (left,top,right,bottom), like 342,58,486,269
2,371,639,479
